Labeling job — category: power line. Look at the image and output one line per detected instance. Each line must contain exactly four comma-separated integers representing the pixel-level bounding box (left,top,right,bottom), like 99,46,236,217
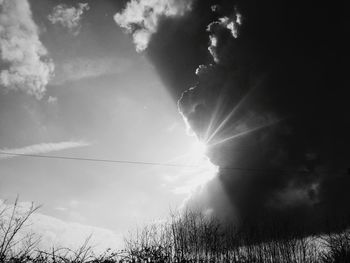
0,151,342,174
0,151,196,168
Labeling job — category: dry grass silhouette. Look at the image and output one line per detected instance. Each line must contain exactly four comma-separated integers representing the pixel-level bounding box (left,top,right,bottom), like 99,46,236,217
0,198,349,263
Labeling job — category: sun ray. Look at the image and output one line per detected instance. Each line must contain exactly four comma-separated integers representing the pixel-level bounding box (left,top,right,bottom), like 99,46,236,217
206,87,256,144
209,118,283,147
203,96,224,143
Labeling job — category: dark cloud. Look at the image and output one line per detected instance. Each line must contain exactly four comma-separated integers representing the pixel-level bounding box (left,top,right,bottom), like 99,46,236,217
120,0,349,235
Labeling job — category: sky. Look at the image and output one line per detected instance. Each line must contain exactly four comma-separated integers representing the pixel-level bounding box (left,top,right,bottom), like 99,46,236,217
0,0,218,250
0,0,348,251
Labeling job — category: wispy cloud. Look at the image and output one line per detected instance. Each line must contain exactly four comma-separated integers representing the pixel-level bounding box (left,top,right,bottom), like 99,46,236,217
0,141,90,160
0,0,54,99
52,57,132,85
115,0,193,52
48,3,90,36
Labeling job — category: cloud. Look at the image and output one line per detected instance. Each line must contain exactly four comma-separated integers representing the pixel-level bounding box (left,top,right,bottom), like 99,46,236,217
132,0,349,236
207,9,242,62
32,214,122,253
47,95,58,104
0,0,54,99
48,3,90,36
0,141,90,159
114,0,193,52
0,199,122,253
52,57,132,85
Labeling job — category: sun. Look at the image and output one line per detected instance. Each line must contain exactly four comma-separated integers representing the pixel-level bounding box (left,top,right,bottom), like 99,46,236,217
178,139,217,192
188,139,208,165
192,140,207,156
164,136,218,194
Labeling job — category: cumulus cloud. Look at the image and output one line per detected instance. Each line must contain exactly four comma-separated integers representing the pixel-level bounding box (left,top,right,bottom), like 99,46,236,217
48,3,90,36
114,0,193,52
135,0,349,235
0,141,90,159
0,0,54,99
207,9,242,63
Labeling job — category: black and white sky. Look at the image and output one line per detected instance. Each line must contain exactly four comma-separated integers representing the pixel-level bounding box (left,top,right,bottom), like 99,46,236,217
0,0,348,250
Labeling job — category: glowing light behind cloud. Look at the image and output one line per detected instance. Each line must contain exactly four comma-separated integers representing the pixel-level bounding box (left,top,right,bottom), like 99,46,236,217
165,137,218,195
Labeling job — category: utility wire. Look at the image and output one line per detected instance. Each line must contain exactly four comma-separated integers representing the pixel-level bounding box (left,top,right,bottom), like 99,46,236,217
0,151,196,168
0,151,343,174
